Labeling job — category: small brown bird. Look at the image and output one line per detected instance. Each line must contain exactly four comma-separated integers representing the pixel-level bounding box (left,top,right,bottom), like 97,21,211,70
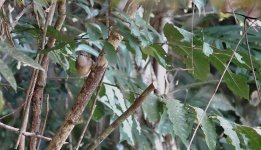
75,51,93,77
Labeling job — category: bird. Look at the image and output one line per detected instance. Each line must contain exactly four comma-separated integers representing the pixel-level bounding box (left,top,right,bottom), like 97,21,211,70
75,51,93,77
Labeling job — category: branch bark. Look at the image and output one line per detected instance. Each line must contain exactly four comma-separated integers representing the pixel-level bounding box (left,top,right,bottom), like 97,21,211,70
30,1,66,149
87,82,157,150
46,0,140,149
0,121,69,143
46,55,108,150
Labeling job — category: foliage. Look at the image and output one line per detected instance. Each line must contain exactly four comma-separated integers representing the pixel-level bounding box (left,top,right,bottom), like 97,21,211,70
0,0,261,150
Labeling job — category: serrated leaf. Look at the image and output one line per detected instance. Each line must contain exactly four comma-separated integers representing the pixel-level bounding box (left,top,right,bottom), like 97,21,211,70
99,78,135,145
142,94,159,122
0,59,17,91
236,125,261,150
166,99,189,145
217,116,241,150
210,54,249,99
193,107,217,150
156,109,173,136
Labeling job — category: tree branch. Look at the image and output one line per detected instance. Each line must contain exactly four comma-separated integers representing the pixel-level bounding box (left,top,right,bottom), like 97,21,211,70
46,0,140,149
46,55,108,150
30,0,67,148
87,82,157,150
0,121,69,143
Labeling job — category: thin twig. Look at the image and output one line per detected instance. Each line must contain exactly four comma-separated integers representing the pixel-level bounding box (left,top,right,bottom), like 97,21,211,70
15,66,40,149
0,102,25,120
11,3,33,28
168,80,219,95
0,121,69,143
36,94,49,150
191,1,195,75
30,1,59,149
187,21,257,150
46,1,139,149
75,73,105,150
244,20,261,105
87,82,157,150
0,83,25,90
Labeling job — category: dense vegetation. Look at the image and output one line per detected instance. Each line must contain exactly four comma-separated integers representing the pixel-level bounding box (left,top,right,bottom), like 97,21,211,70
0,0,261,149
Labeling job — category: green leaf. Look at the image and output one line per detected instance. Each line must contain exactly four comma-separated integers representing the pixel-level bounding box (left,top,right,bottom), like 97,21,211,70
164,24,193,57
92,101,105,120
76,44,99,57
217,116,241,150
103,41,118,65
39,42,67,54
164,23,184,43
166,99,189,145
142,44,167,68
142,94,160,122
235,125,261,150
210,54,249,99
186,50,209,80
47,26,76,48
120,119,135,145
86,23,103,41
156,109,173,136
224,73,249,99
10,50,44,71
193,107,217,150
0,59,17,91
0,42,43,71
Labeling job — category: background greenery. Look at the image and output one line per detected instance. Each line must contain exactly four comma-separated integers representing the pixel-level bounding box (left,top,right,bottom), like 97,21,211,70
0,0,261,149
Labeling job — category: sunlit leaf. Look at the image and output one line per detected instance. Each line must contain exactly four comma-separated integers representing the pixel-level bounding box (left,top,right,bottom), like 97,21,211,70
194,107,217,150
156,109,173,136
217,116,241,150
203,42,213,56
166,99,189,145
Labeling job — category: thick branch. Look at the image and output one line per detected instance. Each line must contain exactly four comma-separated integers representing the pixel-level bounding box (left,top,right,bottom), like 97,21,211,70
30,1,66,149
87,82,157,150
46,56,108,150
